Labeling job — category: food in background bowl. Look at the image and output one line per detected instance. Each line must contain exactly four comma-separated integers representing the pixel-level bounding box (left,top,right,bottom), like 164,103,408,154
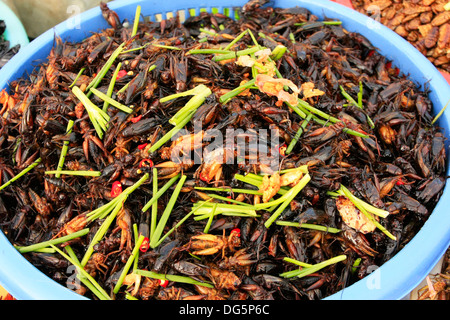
350,0,449,76
0,20,20,69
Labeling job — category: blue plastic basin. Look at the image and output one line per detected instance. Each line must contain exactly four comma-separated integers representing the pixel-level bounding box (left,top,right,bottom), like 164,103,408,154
0,0,449,300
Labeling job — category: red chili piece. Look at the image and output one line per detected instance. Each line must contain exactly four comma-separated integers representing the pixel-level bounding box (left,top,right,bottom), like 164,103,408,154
278,143,287,157
111,181,123,197
139,237,150,253
116,69,127,80
138,143,148,150
231,228,241,237
159,279,169,288
199,173,209,182
138,158,154,168
130,115,142,123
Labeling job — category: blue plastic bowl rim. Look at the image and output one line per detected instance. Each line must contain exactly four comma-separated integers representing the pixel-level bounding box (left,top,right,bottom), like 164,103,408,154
0,0,449,300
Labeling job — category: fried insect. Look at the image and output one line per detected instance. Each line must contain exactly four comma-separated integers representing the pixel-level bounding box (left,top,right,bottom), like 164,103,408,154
185,229,241,256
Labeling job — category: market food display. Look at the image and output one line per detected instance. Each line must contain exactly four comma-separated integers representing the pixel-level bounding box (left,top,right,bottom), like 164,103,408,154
0,20,20,69
351,0,449,75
